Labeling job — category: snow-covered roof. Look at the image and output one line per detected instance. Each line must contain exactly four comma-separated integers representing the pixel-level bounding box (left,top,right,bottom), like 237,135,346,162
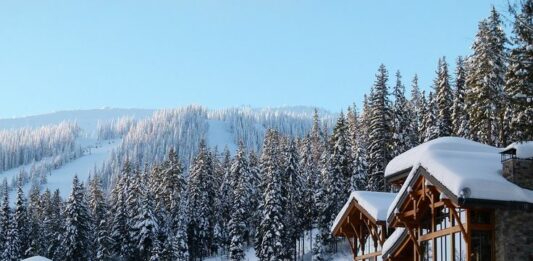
385,137,533,219
501,141,533,159
331,191,397,234
21,256,52,261
381,228,406,257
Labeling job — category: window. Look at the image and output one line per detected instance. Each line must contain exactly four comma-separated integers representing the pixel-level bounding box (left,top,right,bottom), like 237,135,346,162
454,232,466,261
471,209,491,224
471,230,492,261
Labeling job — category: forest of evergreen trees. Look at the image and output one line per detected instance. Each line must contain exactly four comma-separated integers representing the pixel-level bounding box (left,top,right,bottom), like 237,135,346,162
0,2,531,261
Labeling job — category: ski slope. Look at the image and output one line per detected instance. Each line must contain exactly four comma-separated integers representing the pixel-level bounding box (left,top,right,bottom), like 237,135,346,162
1,139,120,201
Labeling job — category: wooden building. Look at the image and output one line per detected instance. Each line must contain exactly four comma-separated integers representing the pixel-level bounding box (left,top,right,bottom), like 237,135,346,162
332,138,533,261
331,191,397,261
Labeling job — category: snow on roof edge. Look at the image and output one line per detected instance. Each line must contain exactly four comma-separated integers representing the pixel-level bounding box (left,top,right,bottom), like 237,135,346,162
502,141,533,158
331,191,397,234
382,228,406,257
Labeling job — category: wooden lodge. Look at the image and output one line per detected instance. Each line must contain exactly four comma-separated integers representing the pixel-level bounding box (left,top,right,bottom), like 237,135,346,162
331,138,533,261
330,191,396,261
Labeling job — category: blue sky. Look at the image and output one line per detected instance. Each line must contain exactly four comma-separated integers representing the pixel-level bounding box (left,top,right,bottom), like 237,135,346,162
0,0,507,118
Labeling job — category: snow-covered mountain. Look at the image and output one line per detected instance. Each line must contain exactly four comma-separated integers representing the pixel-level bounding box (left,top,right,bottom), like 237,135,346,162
0,105,335,194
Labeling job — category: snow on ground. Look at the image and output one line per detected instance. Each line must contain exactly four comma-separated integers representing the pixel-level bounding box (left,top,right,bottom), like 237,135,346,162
207,120,238,152
43,139,121,198
1,138,121,201
205,229,350,261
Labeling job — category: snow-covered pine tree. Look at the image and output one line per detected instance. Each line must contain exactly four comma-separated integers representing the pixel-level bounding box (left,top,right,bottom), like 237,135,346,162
109,161,134,258
60,175,92,261
313,150,334,260
0,181,11,259
228,143,249,261
392,70,413,157
172,190,189,261
255,129,286,261
410,74,423,144
452,56,469,137
367,64,392,191
329,113,351,208
88,175,110,260
246,151,261,245
133,186,160,260
45,189,63,259
505,0,533,142
187,139,217,259
435,57,453,137
12,186,28,260
466,7,507,146
281,140,304,260
156,148,186,215
424,91,440,142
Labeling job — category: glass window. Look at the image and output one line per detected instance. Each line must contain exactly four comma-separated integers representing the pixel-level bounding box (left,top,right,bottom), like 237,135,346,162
471,209,491,224
471,230,492,261
435,207,451,231
434,235,453,261
454,232,466,261
421,240,433,261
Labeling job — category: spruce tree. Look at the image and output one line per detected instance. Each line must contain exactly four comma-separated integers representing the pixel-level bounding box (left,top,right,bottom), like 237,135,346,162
392,70,413,156
424,91,440,141
13,186,28,259
435,57,453,137
228,144,249,261
172,190,190,261
61,175,92,261
367,64,392,191
452,56,469,137
466,7,507,146
505,0,533,142
187,140,216,259
256,129,286,261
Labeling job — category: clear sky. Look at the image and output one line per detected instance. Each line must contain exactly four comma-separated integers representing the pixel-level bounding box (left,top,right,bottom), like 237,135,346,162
0,0,507,118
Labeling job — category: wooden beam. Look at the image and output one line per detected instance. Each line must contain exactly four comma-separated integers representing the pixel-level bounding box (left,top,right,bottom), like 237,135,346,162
443,199,468,239
418,225,461,242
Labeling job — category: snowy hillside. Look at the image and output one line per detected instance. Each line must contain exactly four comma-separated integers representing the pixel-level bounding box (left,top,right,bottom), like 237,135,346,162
0,108,154,134
0,105,333,195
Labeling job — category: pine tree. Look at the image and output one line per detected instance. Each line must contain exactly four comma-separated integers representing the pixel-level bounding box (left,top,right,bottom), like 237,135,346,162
410,74,423,144
314,150,334,260
12,186,28,260
392,70,413,156
505,0,533,142
466,7,507,146
367,64,392,191
452,56,469,137
281,140,304,260
256,129,286,261
0,179,11,254
435,57,453,137
88,175,110,260
228,143,249,261
172,190,189,261
109,161,134,258
187,140,216,259
134,189,160,260
424,92,440,141
61,175,92,261
45,189,63,259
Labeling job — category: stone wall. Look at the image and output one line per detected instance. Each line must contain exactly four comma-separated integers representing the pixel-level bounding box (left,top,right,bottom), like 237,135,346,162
502,159,533,190
494,209,533,261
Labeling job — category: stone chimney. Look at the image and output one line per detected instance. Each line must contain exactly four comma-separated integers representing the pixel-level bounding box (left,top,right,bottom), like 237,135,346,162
500,144,533,190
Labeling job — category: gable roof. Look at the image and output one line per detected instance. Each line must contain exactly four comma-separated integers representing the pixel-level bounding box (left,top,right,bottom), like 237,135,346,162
385,137,533,222
331,191,396,235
